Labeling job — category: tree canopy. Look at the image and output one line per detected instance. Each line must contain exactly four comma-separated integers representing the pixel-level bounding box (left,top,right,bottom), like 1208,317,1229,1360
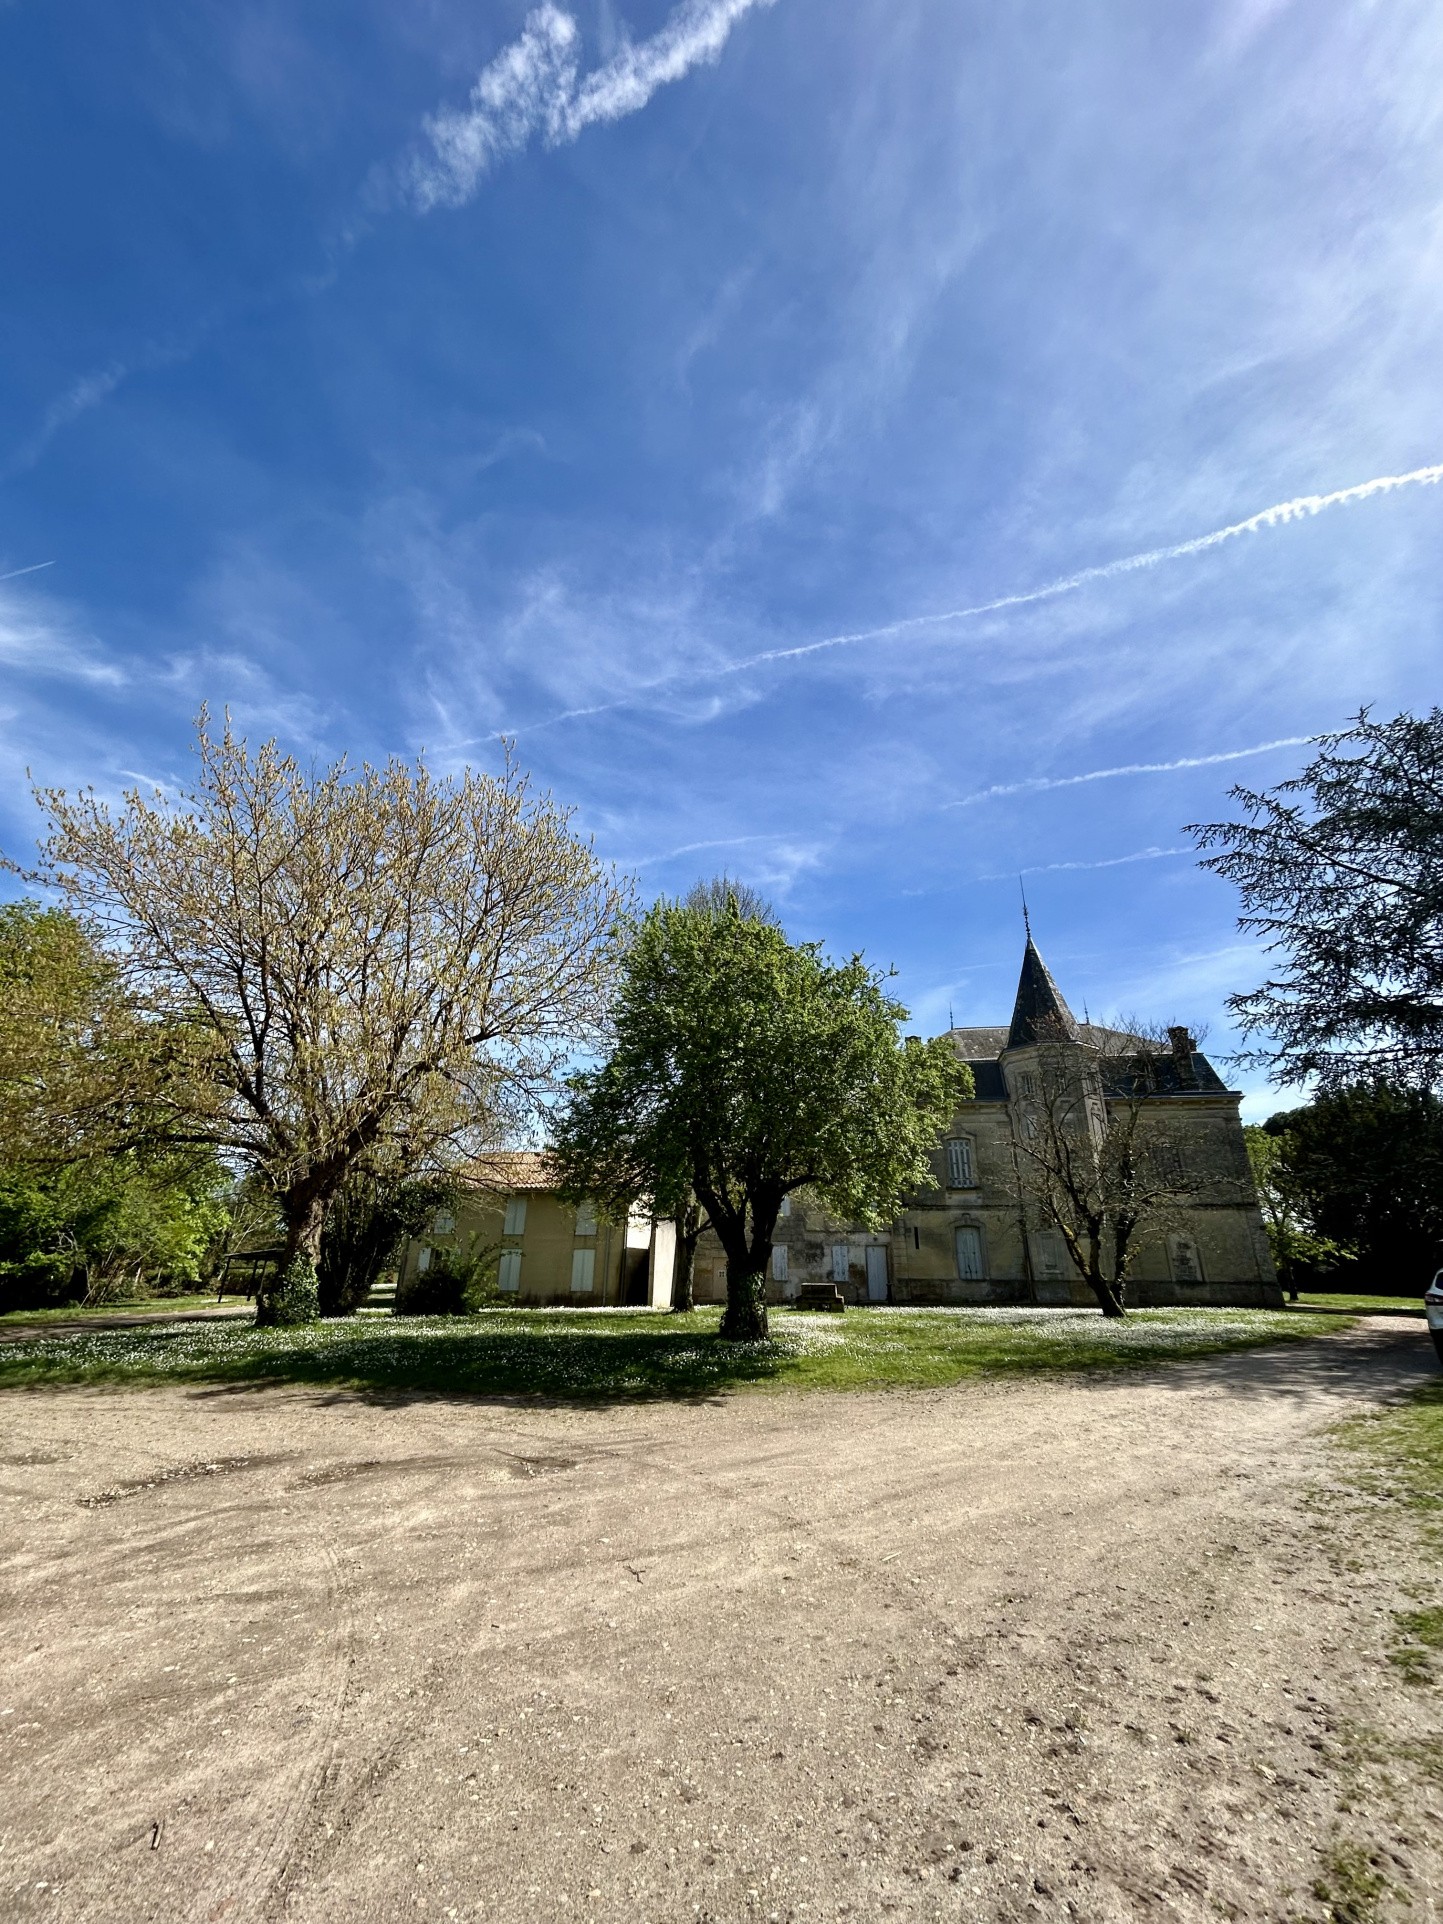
1190,709,1443,1090
1261,1085,1443,1288
0,900,161,1165
550,900,969,1339
21,716,628,1315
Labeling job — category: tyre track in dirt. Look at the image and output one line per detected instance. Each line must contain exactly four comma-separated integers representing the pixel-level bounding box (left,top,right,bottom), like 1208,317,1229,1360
1,1320,1438,1924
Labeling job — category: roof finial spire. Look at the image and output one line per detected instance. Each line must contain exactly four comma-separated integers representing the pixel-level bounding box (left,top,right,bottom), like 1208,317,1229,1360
1018,875,1032,942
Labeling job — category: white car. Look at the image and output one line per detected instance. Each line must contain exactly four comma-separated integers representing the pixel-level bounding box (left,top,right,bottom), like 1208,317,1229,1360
1427,1270,1443,1364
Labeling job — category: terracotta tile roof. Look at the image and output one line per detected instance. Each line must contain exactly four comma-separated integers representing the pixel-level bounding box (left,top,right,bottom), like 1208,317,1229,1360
458,1150,560,1193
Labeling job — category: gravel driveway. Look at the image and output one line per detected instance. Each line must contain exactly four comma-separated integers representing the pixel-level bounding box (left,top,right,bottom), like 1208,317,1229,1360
1,1320,1438,1923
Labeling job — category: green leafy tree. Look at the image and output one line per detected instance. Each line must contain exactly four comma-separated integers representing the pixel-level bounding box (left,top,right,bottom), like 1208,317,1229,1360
1262,1086,1443,1287
1190,709,1443,1090
0,1146,229,1312
1243,1124,1343,1299
551,902,970,1340
0,900,166,1165
20,715,628,1323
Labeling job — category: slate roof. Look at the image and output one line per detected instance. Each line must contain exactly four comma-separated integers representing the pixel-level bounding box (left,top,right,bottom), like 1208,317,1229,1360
943,937,1233,1098
1006,937,1080,1047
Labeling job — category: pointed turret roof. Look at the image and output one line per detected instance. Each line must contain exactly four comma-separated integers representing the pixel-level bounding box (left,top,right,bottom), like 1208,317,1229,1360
1005,936,1079,1049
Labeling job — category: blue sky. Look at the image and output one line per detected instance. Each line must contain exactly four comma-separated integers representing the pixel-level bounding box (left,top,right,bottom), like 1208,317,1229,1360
2,0,1441,1117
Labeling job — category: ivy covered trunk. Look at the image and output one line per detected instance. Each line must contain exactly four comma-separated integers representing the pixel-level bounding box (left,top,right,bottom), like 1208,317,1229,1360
256,1188,327,1326
720,1262,769,1341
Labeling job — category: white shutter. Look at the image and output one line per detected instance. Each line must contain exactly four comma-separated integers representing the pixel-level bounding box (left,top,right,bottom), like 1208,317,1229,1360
497,1249,522,1293
571,1248,595,1293
574,1201,597,1236
416,1246,432,1274
503,1197,527,1236
830,1244,850,1284
955,1227,983,1280
771,1244,788,1282
946,1138,974,1187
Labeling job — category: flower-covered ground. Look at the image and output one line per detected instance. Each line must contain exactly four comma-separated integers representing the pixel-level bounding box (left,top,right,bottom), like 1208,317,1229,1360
0,1303,1345,1400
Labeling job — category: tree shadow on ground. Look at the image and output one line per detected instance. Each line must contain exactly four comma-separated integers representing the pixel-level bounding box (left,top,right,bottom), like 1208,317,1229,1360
2,1310,1433,1411
1123,1321,1437,1407
1,1322,797,1405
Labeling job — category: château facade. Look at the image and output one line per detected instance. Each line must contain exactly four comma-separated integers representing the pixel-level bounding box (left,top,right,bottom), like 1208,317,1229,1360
398,936,1280,1311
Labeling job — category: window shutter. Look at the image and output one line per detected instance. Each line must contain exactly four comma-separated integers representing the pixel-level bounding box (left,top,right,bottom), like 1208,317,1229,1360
503,1197,527,1237
955,1227,983,1280
571,1248,596,1293
947,1138,974,1187
497,1249,522,1292
771,1245,788,1282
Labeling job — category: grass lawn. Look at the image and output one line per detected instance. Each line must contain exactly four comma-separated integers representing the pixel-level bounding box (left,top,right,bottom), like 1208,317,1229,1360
1290,1292,1426,1318
1347,1379,1443,1521
0,1292,228,1328
1340,1377,1443,1686
0,1304,1346,1400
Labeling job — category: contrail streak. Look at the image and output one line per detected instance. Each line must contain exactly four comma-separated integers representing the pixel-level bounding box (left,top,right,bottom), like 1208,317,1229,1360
499,460,1443,736
730,461,1443,673
946,737,1315,809
1019,845,1190,875
0,561,55,583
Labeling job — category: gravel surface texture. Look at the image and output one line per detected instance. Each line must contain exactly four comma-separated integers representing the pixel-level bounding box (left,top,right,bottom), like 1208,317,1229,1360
1,1318,1439,1923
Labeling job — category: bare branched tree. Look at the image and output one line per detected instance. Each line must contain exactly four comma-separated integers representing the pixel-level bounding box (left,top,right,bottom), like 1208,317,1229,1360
1009,1018,1232,1316
23,715,629,1306
683,874,780,927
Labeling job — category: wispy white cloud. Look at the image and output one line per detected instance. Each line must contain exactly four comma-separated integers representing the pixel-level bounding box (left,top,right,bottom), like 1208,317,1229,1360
406,0,776,213
0,580,128,688
947,736,1314,810
503,462,1443,734
2,364,129,478
0,561,54,583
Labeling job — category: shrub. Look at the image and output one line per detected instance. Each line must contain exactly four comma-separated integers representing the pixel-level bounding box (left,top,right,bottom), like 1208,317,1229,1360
395,1241,498,1317
256,1255,319,1327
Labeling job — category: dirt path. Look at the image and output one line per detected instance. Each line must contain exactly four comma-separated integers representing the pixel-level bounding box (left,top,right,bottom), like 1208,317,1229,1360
1,1321,1439,1924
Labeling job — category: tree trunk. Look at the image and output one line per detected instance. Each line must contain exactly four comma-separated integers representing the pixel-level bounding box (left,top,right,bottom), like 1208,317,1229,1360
672,1227,697,1313
257,1187,329,1322
719,1261,768,1341
281,1190,327,1268
671,1199,703,1313
1092,1278,1125,1317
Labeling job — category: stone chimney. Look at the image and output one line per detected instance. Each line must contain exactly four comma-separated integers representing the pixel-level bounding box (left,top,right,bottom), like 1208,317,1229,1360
1168,1026,1198,1088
